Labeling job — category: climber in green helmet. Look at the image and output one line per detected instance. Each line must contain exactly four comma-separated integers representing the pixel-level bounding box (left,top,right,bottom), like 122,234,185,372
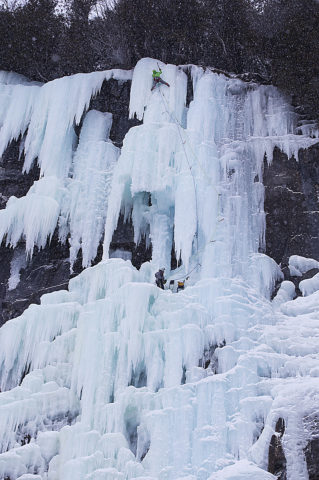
151,68,170,91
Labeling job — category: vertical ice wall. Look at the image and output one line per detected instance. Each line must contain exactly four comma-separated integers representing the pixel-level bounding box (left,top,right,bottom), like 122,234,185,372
103,58,300,289
68,110,118,268
0,59,318,480
0,68,130,266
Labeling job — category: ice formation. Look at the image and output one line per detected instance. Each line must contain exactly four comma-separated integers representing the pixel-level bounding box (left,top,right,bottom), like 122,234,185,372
0,58,319,480
0,68,130,265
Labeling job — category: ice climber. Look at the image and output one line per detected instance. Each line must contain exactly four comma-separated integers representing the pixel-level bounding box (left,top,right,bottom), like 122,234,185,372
151,68,170,91
155,268,166,289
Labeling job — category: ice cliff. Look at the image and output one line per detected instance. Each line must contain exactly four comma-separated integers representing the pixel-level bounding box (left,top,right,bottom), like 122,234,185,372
0,58,318,480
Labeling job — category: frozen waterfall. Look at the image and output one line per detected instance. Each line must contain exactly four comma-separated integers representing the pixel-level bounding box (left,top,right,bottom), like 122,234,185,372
0,58,318,480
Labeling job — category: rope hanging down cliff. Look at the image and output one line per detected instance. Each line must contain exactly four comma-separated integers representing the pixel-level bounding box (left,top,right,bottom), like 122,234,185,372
158,87,200,256
156,86,223,282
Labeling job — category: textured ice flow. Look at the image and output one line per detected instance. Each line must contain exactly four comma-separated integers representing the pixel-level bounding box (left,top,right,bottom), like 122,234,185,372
0,59,319,480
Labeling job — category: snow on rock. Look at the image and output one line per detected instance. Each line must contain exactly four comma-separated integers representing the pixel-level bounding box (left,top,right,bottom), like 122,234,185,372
272,280,295,308
288,254,319,277
0,59,319,480
299,272,319,296
281,289,319,317
208,459,276,479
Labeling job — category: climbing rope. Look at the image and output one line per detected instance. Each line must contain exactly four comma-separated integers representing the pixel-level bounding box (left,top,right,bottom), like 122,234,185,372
158,85,222,204
157,86,223,283
158,88,200,255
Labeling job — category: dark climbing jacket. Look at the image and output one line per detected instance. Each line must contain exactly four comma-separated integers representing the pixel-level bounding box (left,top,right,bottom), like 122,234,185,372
155,269,164,281
155,269,165,289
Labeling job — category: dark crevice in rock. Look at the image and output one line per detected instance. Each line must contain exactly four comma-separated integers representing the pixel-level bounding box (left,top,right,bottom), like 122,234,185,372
185,67,194,108
181,365,187,385
0,138,40,210
268,418,287,480
304,415,319,480
90,78,141,147
109,213,152,270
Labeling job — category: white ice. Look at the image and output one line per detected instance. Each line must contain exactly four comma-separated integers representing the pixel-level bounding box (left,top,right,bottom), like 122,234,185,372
68,109,119,268
8,245,27,291
208,459,276,479
0,69,128,265
0,58,318,480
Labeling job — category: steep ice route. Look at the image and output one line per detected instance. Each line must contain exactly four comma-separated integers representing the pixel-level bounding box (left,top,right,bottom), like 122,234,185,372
0,58,319,479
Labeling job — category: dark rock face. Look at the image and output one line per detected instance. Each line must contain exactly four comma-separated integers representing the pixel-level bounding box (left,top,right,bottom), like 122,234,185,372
0,77,142,325
0,138,40,209
110,214,152,270
0,138,42,325
0,233,71,326
268,418,287,480
264,143,319,280
90,78,141,146
304,415,319,480
265,143,319,480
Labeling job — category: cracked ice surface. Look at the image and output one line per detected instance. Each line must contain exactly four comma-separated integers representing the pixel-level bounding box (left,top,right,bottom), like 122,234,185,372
0,59,319,479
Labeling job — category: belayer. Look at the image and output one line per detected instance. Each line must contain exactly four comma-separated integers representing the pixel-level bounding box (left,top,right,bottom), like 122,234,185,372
155,268,166,289
151,68,170,91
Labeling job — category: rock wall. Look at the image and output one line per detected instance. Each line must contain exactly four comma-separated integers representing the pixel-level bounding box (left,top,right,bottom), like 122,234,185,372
264,143,319,287
304,414,319,480
268,418,287,480
264,142,319,479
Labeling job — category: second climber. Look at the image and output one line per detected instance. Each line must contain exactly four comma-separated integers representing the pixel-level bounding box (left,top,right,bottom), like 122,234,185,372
155,268,166,289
